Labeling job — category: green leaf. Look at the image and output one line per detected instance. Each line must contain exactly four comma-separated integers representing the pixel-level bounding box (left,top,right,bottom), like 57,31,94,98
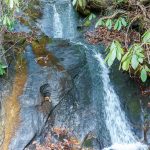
72,0,77,6
78,0,82,7
105,40,124,67
1,65,7,69
145,65,150,72
107,48,116,66
106,19,112,30
3,16,7,25
84,20,91,27
122,59,130,71
9,0,14,8
115,41,124,54
0,62,7,76
134,44,143,52
14,0,19,6
114,19,119,30
138,57,143,63
136,52,145,58
0,66,5,75
93,14,96,19
117,20,122,31
95,19,104,28
89,14,92,20
117,50,122,61
105,51,111,62
121,52,129,62
121,18,127,27
141,68,147,82
82,0,87,8
89,13,96,20
110,41,116,50
115,41,124,61
6,17,11,26
142,30,150,44
106,19,110,27
131,54,139,70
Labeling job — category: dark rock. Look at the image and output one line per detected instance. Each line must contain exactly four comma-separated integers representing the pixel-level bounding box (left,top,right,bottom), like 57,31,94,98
40,83,51,101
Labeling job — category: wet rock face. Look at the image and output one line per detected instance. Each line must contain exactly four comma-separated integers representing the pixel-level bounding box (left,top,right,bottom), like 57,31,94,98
40,83,51,101
7,38,89,150
1,0,150,149
7,43,73,150
0,60,17,148
37,0,79,39
0,77,13,146
22,39,96,150
110,63,150,140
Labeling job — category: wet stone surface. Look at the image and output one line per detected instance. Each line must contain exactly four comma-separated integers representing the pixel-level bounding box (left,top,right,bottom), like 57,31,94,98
1,0,150,149
8,42,73,150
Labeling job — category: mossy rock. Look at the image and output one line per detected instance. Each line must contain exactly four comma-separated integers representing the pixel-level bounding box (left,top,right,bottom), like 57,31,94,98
88,0,113,9
83,138,93,147
74,0,90,16
127,99,141,122
74,0,113,15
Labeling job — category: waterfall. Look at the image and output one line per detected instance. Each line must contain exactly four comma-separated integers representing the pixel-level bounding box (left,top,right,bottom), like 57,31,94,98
52,2,77,39
53,5,63,38
38,1,78,39
67,3,75,38
94,53,148,150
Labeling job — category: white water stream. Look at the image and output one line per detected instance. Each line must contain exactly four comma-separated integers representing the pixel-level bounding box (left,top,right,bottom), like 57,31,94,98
95,53,148,150
67,3,76,38
53,3,76,39
40,1,148,148
53,5,63,38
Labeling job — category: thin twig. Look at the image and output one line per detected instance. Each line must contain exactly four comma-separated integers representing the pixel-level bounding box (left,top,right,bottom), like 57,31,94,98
100,10,127,20
125,14,141,49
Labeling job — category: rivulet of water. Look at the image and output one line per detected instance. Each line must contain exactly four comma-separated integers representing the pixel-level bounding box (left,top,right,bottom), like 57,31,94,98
53,5,63,38
95,53,148,150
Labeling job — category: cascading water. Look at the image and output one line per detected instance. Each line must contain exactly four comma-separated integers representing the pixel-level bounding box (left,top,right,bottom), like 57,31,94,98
37,0,78,39
53,5,63,38
94,53,148,150
6,0,150,149
34,0,149,149
66,3,76,38
52,2,77,39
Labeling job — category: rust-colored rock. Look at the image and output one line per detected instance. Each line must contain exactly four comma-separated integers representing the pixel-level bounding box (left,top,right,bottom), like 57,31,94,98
2,59,27,150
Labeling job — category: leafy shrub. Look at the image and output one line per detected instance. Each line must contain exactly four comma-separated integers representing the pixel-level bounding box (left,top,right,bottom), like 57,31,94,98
96,17,128,31
0,62,7,75
105,30,150,82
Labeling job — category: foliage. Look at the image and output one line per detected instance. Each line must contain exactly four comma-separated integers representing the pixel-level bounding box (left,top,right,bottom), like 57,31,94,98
5,0,19,9
0,0,23,76
105,40,124,66
83,13,96,27
114,17,127,30
72,0,87,8
0,0,21,30
95,17,128,31
105,30,150,82
0,62,7,75
73,0,150,83
114,0,128,4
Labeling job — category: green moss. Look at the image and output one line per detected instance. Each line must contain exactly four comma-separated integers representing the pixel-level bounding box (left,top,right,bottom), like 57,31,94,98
127,100,141,119
83,138,93,147
31,36,64,71
24,0,42,21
